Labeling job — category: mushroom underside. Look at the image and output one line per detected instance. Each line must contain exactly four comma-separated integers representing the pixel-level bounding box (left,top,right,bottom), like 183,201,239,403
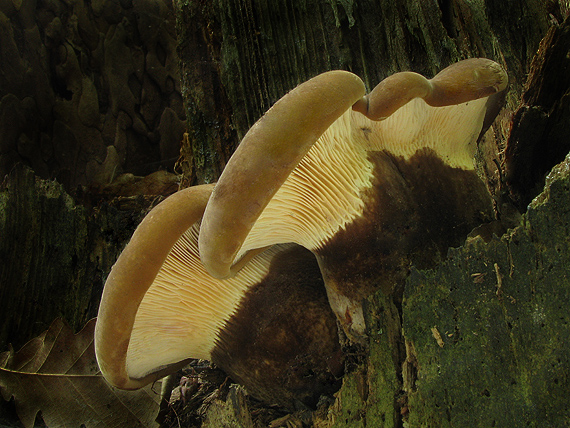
233,96,491,264
197,60,506,339
96,185,342,409
211,245,342,408
128,240,341,409
97,58,508,408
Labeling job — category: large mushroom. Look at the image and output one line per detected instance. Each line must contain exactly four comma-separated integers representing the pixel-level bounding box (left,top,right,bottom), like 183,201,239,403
199,58,508,339
95,185,341,409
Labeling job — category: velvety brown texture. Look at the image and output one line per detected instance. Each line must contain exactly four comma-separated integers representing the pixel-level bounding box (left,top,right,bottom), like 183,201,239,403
211,245,342,409
316,148,494,300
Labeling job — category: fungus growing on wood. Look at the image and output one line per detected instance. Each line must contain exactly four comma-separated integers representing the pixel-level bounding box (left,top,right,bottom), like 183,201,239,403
199,58,508,339
94,185,341,408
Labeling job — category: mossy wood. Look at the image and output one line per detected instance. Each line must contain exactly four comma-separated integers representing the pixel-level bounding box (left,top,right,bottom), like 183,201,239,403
0,0,568,426
173,0,569,427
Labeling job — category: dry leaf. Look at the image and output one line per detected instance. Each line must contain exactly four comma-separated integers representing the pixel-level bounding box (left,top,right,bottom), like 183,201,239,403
0,318,161,428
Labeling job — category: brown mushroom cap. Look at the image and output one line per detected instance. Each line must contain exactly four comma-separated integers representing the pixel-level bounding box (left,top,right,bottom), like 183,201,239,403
198,70,366,279
352,58,508,120
95,185,341,408
199,59,508,285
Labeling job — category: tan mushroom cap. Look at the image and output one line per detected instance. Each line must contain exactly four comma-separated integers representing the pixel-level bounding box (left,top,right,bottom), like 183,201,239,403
95,185,212,389
95,184,288,389
198,70,366,279
199,59,508,281
352,58,507,120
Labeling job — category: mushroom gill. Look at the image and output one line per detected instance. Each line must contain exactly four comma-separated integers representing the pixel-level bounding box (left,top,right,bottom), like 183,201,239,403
95,185,341,409
199,58,508,339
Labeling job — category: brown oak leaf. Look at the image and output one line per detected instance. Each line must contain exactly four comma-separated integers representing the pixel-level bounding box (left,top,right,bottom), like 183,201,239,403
0,318,161,428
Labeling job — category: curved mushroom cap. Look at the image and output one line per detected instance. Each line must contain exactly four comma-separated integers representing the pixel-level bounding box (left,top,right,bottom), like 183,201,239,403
199,70,366,279
353,58,507,120
198,59,508,287
95,184,214,389
95,186,341,408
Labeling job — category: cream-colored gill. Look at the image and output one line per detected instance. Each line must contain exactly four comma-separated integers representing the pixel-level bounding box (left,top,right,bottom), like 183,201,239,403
237,95,490,257
352,96,489,170
127,224,283,380
238,110,374,255
199,71,366,279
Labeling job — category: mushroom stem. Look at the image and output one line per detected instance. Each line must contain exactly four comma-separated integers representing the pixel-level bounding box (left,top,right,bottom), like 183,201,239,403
325,285,366,340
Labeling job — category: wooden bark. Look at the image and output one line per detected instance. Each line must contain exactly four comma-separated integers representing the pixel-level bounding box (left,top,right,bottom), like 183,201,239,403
0,1,185,424
0,165,158,351
0,0,182,352
172,1,570,427
402,153,570,426
0,0,568,426
505,19,570,209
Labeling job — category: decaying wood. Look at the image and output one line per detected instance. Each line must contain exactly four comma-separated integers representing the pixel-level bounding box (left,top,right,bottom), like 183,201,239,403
0,165,158,351
1,0,569,426
505,18,570,209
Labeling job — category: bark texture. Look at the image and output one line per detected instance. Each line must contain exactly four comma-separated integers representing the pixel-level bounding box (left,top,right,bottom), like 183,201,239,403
0,0,184,191
505,19,570,209
171,1,570,427
0,165,157,351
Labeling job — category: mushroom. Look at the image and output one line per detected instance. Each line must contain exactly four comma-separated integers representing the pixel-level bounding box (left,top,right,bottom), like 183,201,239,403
199,58,508,339
94,185,341,409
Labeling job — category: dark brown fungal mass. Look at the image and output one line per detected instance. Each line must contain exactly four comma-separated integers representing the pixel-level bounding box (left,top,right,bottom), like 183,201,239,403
211,245,342,409
96,61,509,413
316,149,494,301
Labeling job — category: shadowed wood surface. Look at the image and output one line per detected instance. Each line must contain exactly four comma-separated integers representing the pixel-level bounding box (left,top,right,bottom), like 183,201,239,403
0,0,569,426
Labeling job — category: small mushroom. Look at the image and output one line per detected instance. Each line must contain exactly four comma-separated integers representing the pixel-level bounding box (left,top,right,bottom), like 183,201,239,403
199,58,508,339
94,185,341,408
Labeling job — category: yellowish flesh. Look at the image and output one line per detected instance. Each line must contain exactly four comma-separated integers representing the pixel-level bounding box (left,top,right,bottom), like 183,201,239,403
126,225,281,380
237,96,488,259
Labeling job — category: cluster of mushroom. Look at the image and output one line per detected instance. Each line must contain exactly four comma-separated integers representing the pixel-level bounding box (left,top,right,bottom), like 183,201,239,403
95,58,508,409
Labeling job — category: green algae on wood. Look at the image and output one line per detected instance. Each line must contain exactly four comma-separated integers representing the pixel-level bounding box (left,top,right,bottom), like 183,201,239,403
330,292,401,428
402,153,570,427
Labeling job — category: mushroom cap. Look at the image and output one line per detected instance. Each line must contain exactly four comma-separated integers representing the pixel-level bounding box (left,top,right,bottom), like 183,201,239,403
353,57,508,119
198,70,366,279
95,184,214,389
95,185,341,408
199,59,508,283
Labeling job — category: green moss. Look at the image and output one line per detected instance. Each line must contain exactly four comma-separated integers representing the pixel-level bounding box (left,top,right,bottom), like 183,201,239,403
331,293,400,428
402,154,570,426
330,370,367,428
